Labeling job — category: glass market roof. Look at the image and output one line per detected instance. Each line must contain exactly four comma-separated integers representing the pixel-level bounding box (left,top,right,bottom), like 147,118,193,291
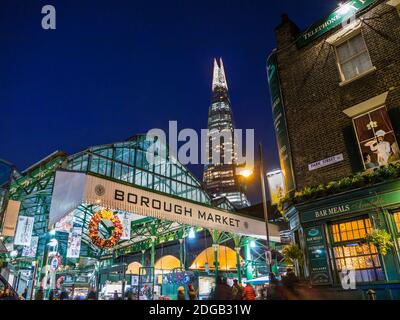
5,134,236,262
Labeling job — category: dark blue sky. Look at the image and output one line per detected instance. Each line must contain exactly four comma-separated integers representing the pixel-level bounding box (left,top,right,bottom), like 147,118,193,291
0,0,335,203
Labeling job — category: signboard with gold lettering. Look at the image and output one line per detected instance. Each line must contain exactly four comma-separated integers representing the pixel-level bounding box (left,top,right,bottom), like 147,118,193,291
305,226,332,285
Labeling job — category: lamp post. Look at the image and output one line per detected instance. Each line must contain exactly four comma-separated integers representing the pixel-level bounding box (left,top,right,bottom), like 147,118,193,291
237,142,273,275
258,143,273,275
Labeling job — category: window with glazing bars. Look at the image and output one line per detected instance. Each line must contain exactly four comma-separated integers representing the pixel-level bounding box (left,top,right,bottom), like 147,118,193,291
335,33,373,81
330,218,384,282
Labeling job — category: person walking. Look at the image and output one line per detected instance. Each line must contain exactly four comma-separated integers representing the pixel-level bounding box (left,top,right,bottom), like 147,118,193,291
268,272,283,300
86,287,97,300
127,289,134,300
214,277,232,300
60,288,69,300
282,268,299,300
35,285,44,300
243,283,256,300
48,289,56,300
231,279,243,300
21,288,28,300
177,286,185,300
187,283,198,300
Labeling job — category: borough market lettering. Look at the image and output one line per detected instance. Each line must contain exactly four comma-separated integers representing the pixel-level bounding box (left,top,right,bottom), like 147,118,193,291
114,189,240,228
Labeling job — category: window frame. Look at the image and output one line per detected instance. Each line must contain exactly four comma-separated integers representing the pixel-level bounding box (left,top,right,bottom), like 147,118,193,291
333,31,375,84
328,216,384,283
351,104,398,170
391,211,400,249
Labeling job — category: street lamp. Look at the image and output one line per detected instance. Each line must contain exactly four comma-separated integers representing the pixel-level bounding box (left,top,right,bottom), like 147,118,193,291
238,142,273,275
238,168,253,178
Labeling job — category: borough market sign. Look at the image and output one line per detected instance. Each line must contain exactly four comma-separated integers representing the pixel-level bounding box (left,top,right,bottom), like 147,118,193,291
297,0,377,48
49,171,281,241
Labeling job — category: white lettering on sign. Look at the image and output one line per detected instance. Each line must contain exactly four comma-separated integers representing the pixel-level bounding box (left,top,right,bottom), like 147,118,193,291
315,204,351,219
49,171,281,241
308,154,344,171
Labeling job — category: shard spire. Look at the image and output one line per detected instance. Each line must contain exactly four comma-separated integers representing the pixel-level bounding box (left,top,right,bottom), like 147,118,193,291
212,58,228,91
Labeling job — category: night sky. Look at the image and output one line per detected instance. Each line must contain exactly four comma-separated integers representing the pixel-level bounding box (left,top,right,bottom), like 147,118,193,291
0,0,335,203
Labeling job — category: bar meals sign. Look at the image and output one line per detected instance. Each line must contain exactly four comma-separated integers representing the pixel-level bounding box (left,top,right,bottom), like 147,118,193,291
297,0,377,48
308,154,344,171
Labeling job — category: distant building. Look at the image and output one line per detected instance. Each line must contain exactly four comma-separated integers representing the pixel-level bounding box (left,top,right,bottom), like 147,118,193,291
203,58,250,209
268,0,400,297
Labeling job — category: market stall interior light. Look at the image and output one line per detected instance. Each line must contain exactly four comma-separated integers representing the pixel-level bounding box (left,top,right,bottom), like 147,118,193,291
250,240,257,248
188,227,196,239
10,250,18,258
49,229,56,236
48,238,58,246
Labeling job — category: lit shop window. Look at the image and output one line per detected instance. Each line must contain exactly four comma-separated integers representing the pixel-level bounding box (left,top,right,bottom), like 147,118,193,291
394,212,400,247
394,212,400,232
335,33,374,82
331,218,384,282
331,218,372,242
353,106,400,170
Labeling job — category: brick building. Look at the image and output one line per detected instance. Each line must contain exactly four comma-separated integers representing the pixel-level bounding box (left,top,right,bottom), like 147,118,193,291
268,0,400,298
274,0,400,189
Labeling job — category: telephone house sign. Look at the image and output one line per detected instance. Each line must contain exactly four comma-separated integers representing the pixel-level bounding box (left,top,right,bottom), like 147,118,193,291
296,0,377,48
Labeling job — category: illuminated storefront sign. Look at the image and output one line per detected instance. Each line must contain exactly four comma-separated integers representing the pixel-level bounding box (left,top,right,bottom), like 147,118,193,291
297,0,377,48
267,53,296,193
266,170,285,205
49,171,281,241
305,226,332,285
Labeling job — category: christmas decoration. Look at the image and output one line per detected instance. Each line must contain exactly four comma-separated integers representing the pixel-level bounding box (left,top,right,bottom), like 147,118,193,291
88,209,123,248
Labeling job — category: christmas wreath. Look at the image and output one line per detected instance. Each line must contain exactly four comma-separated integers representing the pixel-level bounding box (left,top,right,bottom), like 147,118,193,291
88,209,123,248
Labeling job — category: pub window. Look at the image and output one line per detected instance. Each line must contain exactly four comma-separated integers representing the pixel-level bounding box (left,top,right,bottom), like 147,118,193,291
353,106,400,170
335,33,374,82
394,212,400,232
330,218,384,282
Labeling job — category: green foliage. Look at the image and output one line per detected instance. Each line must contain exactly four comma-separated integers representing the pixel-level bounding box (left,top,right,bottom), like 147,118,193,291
278,161,400,216
365,229,394,256
281,244,303,265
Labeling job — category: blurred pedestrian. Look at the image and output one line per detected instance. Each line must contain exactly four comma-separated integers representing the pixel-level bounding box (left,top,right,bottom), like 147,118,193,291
21,288,28,300
231,279,243,300
60,288,69,300
214,277,231,300
243,283,256,300
282,268,299,288
268,273,282,300
35,285,44,300
49,289,56,300
113,290,119,300
282,268,299,299
86,287,97,300
188,283,197,300
177,286,185,300
127,289,134,300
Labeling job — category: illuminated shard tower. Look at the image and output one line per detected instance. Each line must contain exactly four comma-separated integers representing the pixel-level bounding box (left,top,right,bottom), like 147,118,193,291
203,58,250,209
